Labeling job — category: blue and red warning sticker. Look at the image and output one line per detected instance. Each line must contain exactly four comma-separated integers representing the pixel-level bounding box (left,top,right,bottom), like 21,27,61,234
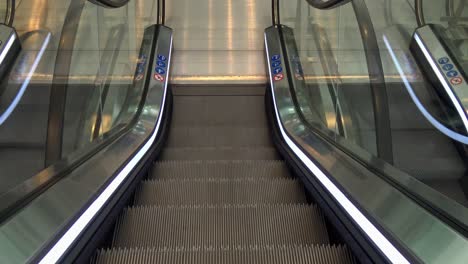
438,56,464,86
134,55,147,81
154,54,167,82
271,54,284,82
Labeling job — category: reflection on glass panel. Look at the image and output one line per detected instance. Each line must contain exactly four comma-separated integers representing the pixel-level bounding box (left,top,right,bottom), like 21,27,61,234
366,0,468,208
282,0,468,211
281,0,377,155
0,0,157,196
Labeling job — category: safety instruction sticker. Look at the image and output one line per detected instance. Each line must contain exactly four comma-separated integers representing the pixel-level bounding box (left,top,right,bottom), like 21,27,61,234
451,77,463,85
270,54,284,82
154,73,165,82
154,54,168,82
438,56,464,86
135,55,147,81
273,73,284,81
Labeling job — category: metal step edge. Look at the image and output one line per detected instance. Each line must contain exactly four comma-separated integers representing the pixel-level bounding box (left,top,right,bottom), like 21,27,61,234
93,244,356,264
141,178,298,183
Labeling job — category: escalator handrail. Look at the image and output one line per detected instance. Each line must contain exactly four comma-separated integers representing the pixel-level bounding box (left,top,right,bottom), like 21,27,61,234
5,0,15,26
90,24,126,140
157,0,166,25
88,0,129,8
304,0,395,163
305,0,351,9
271,0,394,162
45,0,88,166
350,0,394,163
415,0,425,27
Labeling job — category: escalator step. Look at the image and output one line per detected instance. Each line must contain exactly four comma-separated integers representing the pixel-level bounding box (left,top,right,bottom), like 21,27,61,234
172,96,268,127
152,160,291,180
166,126,272,147
160,147,280,160
112,204,329,248
134,179,307,205
93,245,356,264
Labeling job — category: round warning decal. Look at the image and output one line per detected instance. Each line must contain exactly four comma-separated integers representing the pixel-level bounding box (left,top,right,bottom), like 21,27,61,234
135,74,144,81
450,77,463,86
154,73,165,82
274,73,284,82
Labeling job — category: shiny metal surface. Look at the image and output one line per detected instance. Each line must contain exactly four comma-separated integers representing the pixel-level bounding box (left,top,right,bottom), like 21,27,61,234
166,0,271,84
265,25,468,264
0,25,172,263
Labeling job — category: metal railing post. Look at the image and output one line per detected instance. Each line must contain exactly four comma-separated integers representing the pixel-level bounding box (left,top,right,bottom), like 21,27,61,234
272,0,280,26
158,0,166,25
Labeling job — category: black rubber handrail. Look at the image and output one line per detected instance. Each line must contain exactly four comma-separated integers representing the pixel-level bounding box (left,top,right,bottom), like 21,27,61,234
306,0,351,9
272,0,280,25
415,0,425,27
5,0,15,26
157,0,166,25
45,0,88,166
88,0,129,8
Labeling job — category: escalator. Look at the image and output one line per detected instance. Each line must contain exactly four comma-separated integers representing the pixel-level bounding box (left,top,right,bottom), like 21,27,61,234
93,85,355,263
3,0,468,264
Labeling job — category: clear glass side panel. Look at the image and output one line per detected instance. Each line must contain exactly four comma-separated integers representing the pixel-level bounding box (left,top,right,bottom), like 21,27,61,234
0,1,6,24
281,0,468,215
281,1,378,156
0,0,157,195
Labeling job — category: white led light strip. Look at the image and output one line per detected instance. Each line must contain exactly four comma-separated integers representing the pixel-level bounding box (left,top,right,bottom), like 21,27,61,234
39,35,173,264
0,33,16,65
0,33,51,126
264,33,409,264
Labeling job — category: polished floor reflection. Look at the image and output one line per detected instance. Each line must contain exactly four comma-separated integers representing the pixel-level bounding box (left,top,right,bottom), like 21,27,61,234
166,0,271,84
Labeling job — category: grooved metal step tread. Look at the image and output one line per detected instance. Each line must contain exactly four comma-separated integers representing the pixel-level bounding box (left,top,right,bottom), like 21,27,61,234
152,160,291,180
161,147,280,160
166,126,272,147
93,245,356,264
134,179,306,205
172,96,267,127
112,204,329,248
